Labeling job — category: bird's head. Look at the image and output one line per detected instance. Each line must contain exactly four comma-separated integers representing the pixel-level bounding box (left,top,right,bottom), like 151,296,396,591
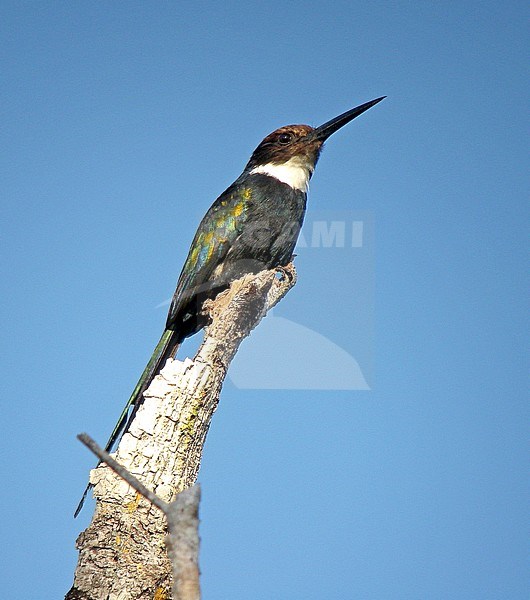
245,97,385,192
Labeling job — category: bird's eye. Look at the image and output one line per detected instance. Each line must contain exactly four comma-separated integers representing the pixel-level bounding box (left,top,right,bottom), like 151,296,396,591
277,133,293,145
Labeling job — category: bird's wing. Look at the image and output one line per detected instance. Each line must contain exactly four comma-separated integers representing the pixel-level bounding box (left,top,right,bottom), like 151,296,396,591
165,184,249,329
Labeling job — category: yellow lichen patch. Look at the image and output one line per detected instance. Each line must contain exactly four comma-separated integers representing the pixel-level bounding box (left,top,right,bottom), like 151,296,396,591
175,399,204,474
179,403,200,436
116,535,130,556
242,187,252,200
154,588,169,600
126,492,141,513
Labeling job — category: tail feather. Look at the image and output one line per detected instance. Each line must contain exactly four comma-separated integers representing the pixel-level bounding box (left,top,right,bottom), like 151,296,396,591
74,328,181,517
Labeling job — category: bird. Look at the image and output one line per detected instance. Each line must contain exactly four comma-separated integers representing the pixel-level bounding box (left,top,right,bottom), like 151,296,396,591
74,96,385,516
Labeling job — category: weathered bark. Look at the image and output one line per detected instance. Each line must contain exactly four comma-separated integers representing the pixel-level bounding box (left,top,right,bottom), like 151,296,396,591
67,264,296,600
74,434,202,600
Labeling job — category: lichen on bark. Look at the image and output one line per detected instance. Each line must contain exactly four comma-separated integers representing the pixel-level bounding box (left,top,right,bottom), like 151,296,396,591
67,264,296,600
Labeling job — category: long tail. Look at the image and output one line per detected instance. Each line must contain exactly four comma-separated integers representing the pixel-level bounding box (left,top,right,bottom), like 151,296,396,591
74,328,181,517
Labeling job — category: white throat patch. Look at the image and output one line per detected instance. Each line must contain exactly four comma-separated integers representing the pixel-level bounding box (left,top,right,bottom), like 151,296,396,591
250,157,312,192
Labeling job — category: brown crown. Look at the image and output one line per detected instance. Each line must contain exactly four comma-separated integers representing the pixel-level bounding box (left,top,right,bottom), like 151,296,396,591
245,124,324,171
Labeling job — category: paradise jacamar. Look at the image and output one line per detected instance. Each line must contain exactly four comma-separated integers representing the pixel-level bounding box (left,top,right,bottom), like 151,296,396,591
75,96,385,516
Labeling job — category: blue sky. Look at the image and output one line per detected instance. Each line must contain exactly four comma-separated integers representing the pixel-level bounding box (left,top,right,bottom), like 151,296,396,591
1,2,528,598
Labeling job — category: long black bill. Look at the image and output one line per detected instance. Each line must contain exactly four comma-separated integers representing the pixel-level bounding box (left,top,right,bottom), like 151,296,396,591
312,96,386,142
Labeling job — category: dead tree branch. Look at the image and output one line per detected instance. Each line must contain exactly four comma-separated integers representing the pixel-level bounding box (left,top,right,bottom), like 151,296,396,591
76,433,201,600
67,264,296,600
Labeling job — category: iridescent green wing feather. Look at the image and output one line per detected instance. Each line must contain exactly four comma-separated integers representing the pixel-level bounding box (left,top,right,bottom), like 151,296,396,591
166,184,249,329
